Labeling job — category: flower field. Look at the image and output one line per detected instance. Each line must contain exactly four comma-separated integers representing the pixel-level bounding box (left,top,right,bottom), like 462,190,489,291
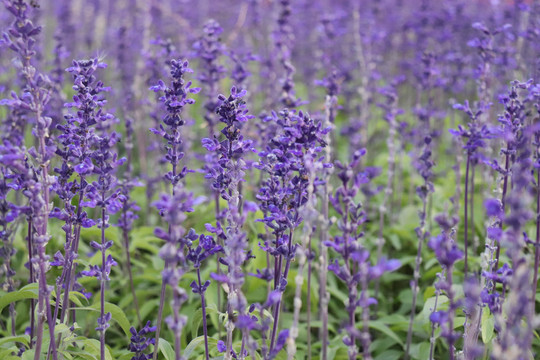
1,0,540,359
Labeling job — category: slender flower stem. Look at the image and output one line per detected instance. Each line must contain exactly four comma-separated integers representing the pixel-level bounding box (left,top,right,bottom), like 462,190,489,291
153,163,177,360
464,155,470,274
447,270,455,360
197,268,210,360
122,215,142,326
153,277,167,359
27,218,35,347
34,107,58,360
306,236,313,360
494,154,510,270
360,271,371,360
532,170,540,306
404,192,428,360
319,144,331,360
269,229,295,352
100,206,106,360
428,272,444,360
59,189,85,325
470,165,476,254
215,193,223,338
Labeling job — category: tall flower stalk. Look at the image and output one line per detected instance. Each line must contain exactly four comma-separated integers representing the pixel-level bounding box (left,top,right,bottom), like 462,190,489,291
150,59,199,360
51,59,110,354
450,100,490,273
203,87,254,358
405,54,437,359
255,109,329,354
327,149,400,360
1,1,57,358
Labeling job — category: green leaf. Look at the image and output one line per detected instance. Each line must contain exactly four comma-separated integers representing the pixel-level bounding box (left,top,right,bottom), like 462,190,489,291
76,302,131,336
0,283,38,313
374,350,403,360
190,304,219,338
409,342,431,360
158,338,175,360
183,336,218,358
369,320,404,347
0,335,30,347
481,310,495,343
82,339,112,360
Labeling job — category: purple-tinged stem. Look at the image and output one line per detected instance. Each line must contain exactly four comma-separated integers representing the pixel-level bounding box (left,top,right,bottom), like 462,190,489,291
532,170,540,306
59,188,85,327
428,272,443,360
153,158,178,360
360,272,371,360
470,165,476,254
447,269,456,360
464,155,470,274
215,193,223,339
494,154,510,270
404,191,429,360
100,206,106,360
152,275,167,360
197,268,210,360
319,186,330,360
306,236,313,360
34,109,58,360
269,229,295,352
27,218,35,347
122,215,142,326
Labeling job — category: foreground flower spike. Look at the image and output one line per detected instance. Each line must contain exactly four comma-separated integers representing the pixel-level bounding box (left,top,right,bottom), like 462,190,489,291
51,59,110,356
187,232,222,360
67,58,124,360
405,53,437,360
450,100,490,273
150,58,199,360
255,108,330,354
327,149,400,360
203,87,254,357
153,188,198,360
128,321,156,360
0,140,26,336
1,1,57,358
427,215,463,360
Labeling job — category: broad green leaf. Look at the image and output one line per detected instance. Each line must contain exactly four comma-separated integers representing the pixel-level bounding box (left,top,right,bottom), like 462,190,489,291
0,335,30,347
158,338,175,360
65,348,98,360
369,320,404,347
0,283,39,312
82,339,112,360
481,310,495,343
191,303,218,338
374,350,403,360
183,336,218,358
76,302,131,336
409,342,431,360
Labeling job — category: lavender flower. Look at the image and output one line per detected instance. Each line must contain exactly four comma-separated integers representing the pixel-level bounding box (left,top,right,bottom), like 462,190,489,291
427,216,463,360
327,149,400,360
203,87,254,356
150,58,199,359
255,108,329,354
1,2,57,358
128,321,156,360
150,58,199,360
52,59,111,352
193,19,226,134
